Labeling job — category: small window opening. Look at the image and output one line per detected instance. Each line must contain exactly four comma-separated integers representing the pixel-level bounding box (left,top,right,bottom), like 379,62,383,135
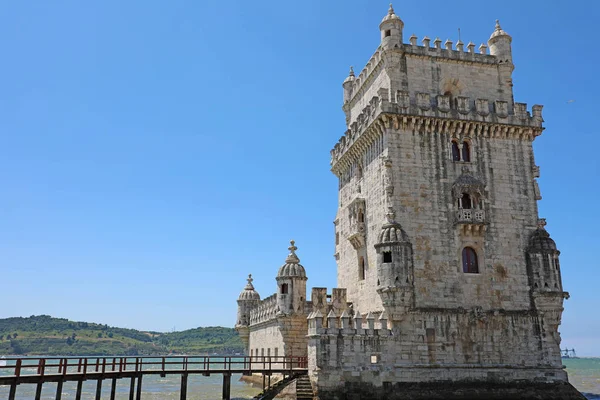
359,257,366,280
385,30,391,37
462,247,479,273
462,141,471,162
544,282,549,288
335,232,339,245
274,347,278,357
460,193,472,209
370,355,379,364
451,141,460,161
358,209,365,223
281,283,288,294
377,279,380,285
383,251,392,263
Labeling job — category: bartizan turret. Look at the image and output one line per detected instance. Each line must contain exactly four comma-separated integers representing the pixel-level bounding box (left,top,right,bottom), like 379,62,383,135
488,20,515,105
235,274,260,352
276,241,307,315
379,3,403,50
526,219,570,360
375,208,414,321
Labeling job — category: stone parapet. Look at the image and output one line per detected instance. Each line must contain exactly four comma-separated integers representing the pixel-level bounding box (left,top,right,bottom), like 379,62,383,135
346,40,499,110
332,92,543,174
249,294,278,326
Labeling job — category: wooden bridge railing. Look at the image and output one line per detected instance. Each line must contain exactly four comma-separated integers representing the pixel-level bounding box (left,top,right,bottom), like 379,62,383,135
0,355,308,400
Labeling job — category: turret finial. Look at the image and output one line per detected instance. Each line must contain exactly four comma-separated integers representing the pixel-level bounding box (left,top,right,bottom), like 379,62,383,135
537,218,547,230
495,19,501,31
286,240,300,263
349,66,354,77
385,207,396,224
388,3,395,15
244,274,255,290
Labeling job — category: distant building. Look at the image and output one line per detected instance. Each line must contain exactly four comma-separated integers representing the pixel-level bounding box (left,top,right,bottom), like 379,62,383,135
236,5,582,399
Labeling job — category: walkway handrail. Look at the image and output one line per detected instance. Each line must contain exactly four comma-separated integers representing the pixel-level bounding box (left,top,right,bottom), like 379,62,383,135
0,355,308,379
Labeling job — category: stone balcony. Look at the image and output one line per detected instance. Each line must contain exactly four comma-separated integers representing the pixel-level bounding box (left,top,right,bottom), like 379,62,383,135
347,221,366,249
456,209,485,223
455,209,485,236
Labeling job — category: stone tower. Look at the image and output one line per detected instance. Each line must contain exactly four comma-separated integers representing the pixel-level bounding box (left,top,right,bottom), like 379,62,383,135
276,241,307,316
235,274,260,353
320,4,578,398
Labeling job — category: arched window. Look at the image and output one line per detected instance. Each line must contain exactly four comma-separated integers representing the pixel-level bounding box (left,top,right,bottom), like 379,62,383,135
281,283,288,295
462,247,479,273
358,209,365,223
451,141,460,161
462,141,471,162
460,193,472,209
359,257,366,280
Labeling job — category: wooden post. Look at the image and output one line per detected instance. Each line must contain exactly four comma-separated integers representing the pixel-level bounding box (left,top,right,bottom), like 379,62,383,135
222,373,231,400
180,373,188,400
110,378,117,400
75,380,83,400
35,382,43,400
95,379,103,400
8,382,17,400
136,375,143,400
55,380,64,400
129,377,136,400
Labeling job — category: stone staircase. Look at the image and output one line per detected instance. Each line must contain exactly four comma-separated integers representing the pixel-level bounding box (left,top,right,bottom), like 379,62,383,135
295,374,314,400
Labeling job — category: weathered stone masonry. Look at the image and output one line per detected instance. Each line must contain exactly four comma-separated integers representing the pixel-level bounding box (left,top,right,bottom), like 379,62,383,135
236,5,583,399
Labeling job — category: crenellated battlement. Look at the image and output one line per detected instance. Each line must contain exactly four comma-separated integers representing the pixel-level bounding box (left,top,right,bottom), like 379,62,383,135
307,308,389,337
345,37,499,110
331,91,544,174
249,293,278,326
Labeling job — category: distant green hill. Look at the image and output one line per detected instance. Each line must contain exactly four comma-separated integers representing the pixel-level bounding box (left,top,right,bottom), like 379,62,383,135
0,315,243,356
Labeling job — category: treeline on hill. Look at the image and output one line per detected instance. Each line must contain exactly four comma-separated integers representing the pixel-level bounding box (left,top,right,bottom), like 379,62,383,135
0,315,243,356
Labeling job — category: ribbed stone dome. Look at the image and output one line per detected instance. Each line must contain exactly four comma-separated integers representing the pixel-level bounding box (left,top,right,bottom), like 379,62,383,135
277,240,307,279
528,228,557,252
380,3,402,26
489,20,511,41
378,222,410,244
238,274,260,301
343,66,355,84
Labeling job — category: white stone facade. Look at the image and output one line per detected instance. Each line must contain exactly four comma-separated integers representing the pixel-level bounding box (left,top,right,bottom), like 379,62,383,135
236,6,581,399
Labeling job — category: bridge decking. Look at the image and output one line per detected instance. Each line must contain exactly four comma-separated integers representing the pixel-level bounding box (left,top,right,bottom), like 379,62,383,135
0,355,308,400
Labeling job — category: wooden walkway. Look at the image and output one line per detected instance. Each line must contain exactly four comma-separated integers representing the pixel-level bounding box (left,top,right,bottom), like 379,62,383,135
0,355,308,400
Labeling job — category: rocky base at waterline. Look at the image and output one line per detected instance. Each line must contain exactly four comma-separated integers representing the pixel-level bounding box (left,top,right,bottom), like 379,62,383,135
315,380,587,400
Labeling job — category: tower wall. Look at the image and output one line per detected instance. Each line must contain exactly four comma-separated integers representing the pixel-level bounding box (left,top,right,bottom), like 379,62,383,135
328,10,573,397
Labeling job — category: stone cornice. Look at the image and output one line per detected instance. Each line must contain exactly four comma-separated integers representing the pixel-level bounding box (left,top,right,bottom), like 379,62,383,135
331,92,544,176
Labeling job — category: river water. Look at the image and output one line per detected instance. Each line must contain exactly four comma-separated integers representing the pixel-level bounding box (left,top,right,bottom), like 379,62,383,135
0,358,597,399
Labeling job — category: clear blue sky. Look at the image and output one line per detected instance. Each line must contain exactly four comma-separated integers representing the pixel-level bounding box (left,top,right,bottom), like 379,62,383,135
0,1,598,355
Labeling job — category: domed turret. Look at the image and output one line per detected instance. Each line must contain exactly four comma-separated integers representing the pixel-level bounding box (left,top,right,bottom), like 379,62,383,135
343,66,355,105
235,274,261,353
379,4,403,50
526,219,563,293
375,208,413,291
488,20,512,63
276,240,308,315
236,274,260,328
